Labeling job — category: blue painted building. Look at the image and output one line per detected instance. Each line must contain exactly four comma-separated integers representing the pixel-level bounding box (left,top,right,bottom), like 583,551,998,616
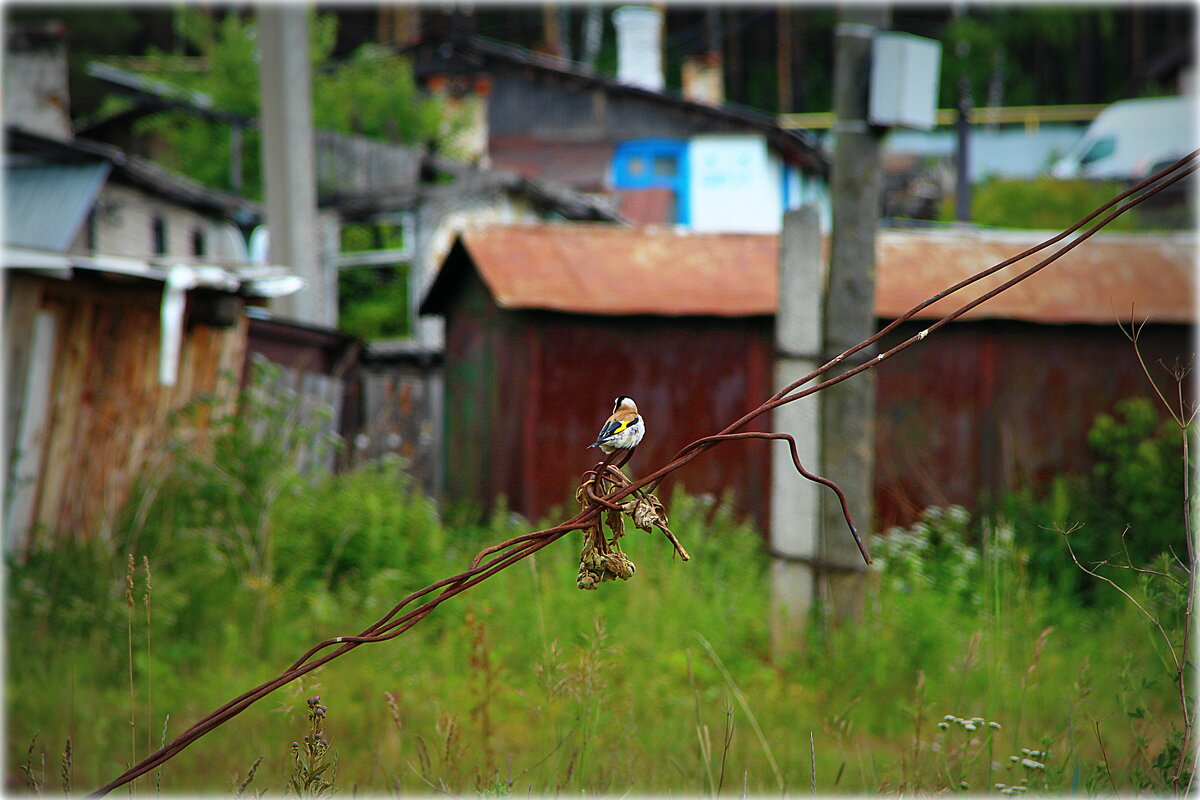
404,33,829,233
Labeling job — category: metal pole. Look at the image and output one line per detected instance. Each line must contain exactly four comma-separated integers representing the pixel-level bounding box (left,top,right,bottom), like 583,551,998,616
955,42,973,222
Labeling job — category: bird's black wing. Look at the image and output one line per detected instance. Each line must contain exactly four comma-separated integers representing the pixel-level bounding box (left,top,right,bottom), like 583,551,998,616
591,418,624,446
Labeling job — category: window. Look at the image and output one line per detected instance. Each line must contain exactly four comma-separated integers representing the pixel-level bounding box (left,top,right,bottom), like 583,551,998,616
152,216,167,255
1080,137,1116,166
191,228,206,257
85,210,98,251
612,139,689,225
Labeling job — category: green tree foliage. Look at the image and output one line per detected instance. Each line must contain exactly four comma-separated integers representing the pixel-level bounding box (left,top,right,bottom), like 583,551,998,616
336,221,413,340
474,5,1182,114
121,9,450,199
336,267,410,341
940,7,1119,108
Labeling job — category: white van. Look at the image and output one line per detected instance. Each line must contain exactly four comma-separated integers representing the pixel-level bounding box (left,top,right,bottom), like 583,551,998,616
1050,95,1196,180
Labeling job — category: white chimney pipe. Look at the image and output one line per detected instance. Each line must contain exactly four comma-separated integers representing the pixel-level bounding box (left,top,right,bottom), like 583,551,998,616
613,6,664,92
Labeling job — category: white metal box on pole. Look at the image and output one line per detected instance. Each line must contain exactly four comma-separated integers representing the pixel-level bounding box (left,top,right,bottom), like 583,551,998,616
868,32,942,130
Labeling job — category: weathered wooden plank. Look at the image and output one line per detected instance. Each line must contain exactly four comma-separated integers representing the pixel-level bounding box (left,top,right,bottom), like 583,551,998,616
4,274,41,455
5,309,58,554
34,295,87,540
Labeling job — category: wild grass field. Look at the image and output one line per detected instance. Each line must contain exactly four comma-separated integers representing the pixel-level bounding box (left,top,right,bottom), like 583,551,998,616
5,382,1191,796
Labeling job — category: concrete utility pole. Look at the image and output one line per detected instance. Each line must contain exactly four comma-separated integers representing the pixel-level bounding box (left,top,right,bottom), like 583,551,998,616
769,205,825,654
258,6,334,326
822,3,890,617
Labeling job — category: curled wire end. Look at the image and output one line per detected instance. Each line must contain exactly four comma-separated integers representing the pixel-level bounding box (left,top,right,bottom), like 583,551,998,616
848,525,872,565
674,430,873,566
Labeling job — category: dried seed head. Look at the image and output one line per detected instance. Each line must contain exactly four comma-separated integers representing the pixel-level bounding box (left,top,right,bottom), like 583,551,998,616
605,508,626,539
626,494,669,533
125,554,136,607
142,556,152,606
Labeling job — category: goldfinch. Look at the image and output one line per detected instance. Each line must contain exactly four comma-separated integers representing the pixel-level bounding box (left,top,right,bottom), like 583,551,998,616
588,396,645,453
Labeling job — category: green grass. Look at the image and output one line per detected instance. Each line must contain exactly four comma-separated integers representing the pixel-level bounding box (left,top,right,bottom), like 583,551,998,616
5,379,1189,794
6,470,1186,796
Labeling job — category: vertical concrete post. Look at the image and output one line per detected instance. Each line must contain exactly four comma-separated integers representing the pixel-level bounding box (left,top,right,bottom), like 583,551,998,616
770,205,825,653
258,6,335,326
822,4,890,617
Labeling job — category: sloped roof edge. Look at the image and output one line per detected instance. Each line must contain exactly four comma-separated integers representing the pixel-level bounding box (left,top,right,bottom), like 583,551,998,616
326,149,622,222
420,223,1196,325
402,34,827,173
6,126,259,222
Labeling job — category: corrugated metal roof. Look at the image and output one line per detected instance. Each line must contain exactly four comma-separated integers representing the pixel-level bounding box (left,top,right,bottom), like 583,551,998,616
4,160,111,250
425,224,1195,324
442,225,780,317
875,229,1195,324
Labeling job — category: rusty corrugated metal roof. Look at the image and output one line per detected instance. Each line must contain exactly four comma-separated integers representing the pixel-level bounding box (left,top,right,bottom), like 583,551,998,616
438,224,1195,324
453,225,780,317
875,229,1196,324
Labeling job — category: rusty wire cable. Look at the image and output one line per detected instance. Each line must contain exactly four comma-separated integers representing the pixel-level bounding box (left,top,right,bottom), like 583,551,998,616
86,149,1197,797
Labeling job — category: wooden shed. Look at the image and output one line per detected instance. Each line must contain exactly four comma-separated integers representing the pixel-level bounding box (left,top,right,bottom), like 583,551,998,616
2,258,286,553
2,129,300,555
421,224,1195,531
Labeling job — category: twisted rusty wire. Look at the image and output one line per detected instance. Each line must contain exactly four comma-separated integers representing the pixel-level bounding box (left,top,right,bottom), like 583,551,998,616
87,150,1197,797
642,150,1200,494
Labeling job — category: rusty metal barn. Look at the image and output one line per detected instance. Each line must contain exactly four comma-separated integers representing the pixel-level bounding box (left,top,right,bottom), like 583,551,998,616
420,224,1194,531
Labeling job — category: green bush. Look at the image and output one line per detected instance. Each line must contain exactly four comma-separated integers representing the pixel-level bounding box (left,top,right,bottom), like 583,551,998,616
942,176,1145,230
273,457,444,591
996,396,1187,599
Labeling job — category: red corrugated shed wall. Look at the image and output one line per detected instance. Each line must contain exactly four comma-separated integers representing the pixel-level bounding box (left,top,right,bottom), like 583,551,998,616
441,266,775,526
873,319,1189,531
431,227,1194,533
443,283,1192,531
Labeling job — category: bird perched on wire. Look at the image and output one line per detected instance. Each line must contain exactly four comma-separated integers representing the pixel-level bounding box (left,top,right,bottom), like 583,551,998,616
588,396,645,453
